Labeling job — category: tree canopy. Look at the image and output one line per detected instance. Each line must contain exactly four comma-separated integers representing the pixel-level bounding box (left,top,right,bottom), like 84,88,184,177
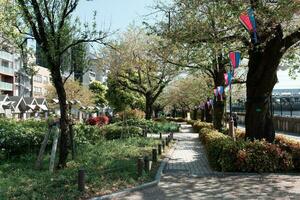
102,28,181,119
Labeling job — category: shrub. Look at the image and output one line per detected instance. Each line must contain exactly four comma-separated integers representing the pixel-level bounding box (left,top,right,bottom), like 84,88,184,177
116,109,145,121
86,117,99,125
98,115,109,125
74,123,104,144
275,135,300,170
236,140,293,172
114,119,179,133
192,121,214,133
86,115,109,126
102,125,142,140
186,120,195,125
199,126,294,172
199,128,229,170
0,119,47,155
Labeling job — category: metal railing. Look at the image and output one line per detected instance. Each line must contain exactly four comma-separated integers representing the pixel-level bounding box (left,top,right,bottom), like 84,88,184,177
0,65,14,75
0,81,13,91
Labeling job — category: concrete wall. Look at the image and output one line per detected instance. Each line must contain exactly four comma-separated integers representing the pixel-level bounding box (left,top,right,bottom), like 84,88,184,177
236,112,300,134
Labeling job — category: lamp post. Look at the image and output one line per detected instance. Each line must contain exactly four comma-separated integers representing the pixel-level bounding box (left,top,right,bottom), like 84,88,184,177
228,51,241,140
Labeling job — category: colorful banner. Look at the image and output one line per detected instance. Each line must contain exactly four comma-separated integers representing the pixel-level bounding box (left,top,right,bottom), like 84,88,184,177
239,8,258,43
229,51,241,69
248,8,258,43
224,72,233,86
217,86,224,101
214,88,218,97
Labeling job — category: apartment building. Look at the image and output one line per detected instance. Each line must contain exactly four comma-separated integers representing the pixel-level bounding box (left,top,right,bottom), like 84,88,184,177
0,51,15,96
75,58,107,87
32,66,51,98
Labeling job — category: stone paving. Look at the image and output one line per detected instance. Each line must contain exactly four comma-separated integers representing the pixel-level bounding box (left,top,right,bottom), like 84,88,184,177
163,124,216,176
115,123,300,200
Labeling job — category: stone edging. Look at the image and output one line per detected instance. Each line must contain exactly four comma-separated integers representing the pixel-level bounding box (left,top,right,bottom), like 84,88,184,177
90,143,176,200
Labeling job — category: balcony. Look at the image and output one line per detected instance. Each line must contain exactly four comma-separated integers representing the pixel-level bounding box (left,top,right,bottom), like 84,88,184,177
0,81,13,91
0,65,14,75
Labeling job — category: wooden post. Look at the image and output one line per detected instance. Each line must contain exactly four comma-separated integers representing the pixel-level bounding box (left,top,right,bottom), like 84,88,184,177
137,158,143,177
35,125,52,170
78,168,85,192
158,144,162,155
144,156,150,172
69,123,75,160
152,149,157,162
159,132,162,139
49,125,59,172
162,140,165,151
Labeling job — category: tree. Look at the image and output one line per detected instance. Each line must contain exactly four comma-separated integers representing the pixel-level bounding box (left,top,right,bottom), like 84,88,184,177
243,1,300,142
159,74,212,118
106,73,145,112
46,79,94,107
10,0,108,168
150,0,245,130
103,28,181,119
89,81,107,107
152,0,300,141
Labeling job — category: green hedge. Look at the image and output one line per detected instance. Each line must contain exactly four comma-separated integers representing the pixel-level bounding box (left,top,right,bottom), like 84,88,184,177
0,119,143,156
74,123,104,144
102,125,142,140
0,119,48,155
195,122,294,173
114,119,179,133
192,121,214,133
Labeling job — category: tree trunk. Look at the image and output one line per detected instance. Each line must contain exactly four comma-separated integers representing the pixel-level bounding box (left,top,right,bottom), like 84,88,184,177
212,60,226,131
145,96,153,120
245,25,284,142
213,100,225,131
30,74,34,97
51,68,69,168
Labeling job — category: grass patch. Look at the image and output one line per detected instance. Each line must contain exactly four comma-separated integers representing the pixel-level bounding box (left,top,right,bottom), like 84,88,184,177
0,137,161,200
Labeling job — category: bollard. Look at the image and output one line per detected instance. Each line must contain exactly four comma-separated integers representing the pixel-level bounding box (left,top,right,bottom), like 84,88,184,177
144,156,150,172
158,144,162,155
159,132,162,139
229,117,236,141
162,140,165,151
137,158,144,177
152,149,158,162
78,168,85,192
166,138,169,146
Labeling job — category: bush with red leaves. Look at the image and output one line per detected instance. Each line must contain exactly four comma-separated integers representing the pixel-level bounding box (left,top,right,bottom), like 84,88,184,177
86,115,109,126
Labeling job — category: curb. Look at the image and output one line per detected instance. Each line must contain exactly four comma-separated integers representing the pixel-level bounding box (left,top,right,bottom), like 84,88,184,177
90,143,175,200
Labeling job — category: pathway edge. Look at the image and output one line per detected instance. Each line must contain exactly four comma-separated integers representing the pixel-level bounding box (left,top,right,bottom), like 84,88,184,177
90,143,176,200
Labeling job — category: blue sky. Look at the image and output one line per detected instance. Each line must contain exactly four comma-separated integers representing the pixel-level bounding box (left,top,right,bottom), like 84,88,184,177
76,0,300,89
76,0,158,32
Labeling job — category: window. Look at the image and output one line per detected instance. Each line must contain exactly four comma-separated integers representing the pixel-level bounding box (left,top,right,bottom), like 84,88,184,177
89,71,96,78
43,76,48,84
2,60,10,68
33,75,42,83
33,86,42,94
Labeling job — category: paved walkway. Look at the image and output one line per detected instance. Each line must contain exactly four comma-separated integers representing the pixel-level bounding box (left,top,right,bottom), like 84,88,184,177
115,123,300,200
163,124,216,176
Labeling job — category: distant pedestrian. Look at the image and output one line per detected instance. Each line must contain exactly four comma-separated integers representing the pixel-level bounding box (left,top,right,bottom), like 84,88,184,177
204,98,212,123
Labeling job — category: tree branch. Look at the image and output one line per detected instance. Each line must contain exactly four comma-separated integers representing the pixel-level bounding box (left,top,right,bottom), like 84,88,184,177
283,27,300,52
